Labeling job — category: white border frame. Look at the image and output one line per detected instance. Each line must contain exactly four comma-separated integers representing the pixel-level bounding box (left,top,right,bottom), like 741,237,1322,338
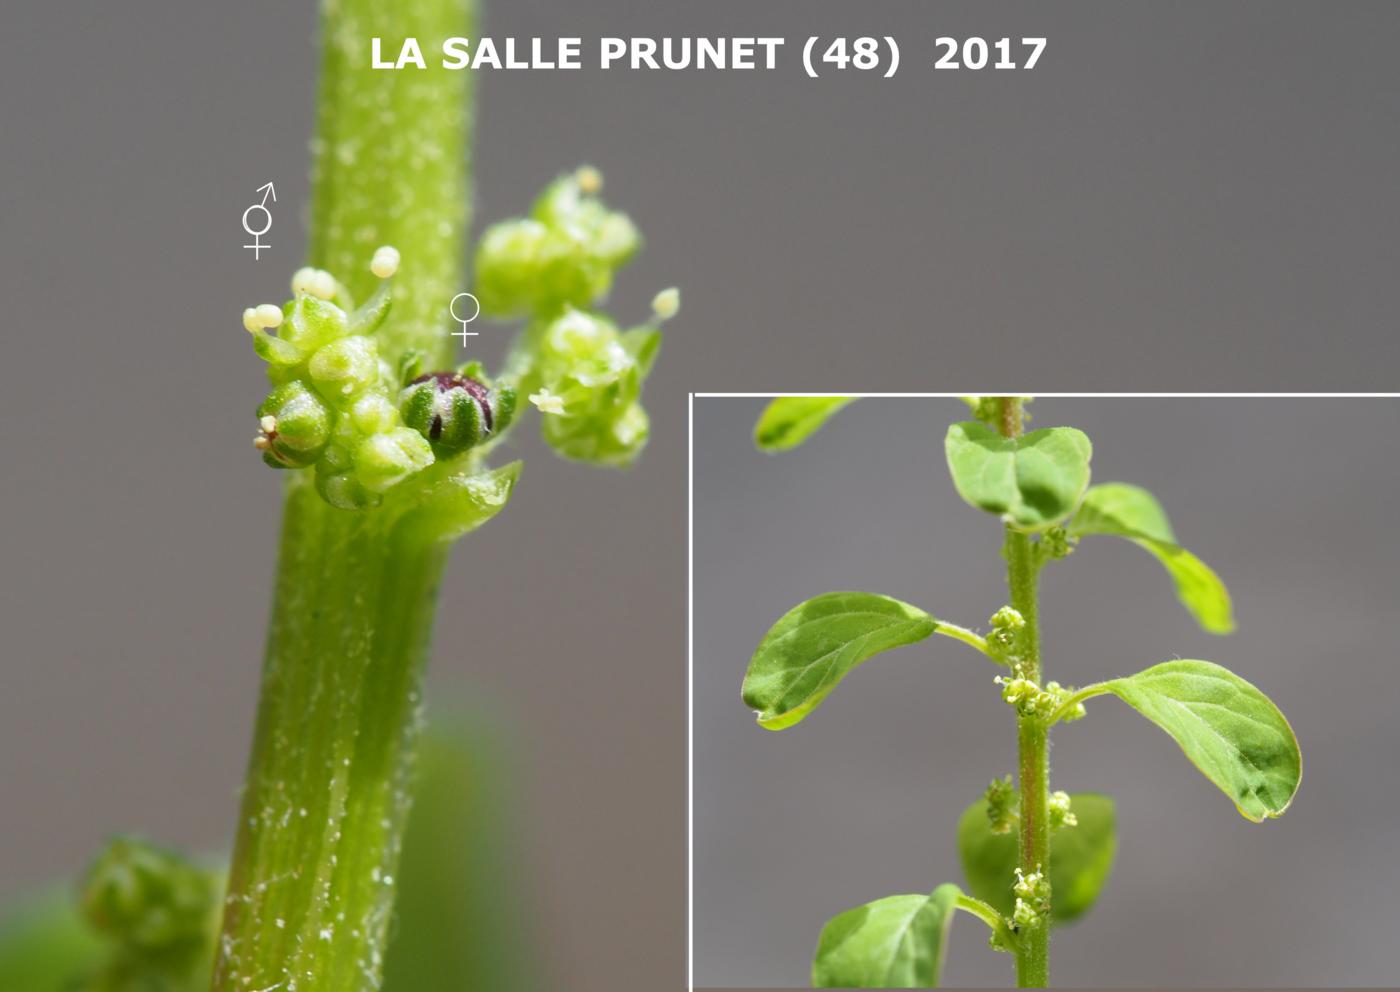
687,391,1400,992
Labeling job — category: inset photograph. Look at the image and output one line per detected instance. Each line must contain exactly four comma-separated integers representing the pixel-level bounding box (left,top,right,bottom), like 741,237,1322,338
691,395,1398,988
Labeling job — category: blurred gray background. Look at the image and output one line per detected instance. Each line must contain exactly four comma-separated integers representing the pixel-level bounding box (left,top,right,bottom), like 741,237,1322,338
693,397,1400,987
2,0,1399,989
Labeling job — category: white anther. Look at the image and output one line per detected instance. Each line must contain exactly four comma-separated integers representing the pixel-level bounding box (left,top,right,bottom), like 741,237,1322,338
260,415,278,433
575,165,603,194
291,267,319,296
370,245,400,279
651,287,680,321
253,436,271,450
291,267,337,299
243,308,260,333
528,388,566,415
255,304,284,328
309,270,338,300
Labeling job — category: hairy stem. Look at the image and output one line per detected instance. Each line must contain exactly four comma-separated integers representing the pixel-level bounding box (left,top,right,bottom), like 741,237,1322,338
998,397,1050,987
213,1,474,989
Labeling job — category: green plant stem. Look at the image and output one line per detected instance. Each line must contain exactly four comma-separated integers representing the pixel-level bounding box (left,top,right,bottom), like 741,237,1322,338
998,398,1050,988
212,1,473,989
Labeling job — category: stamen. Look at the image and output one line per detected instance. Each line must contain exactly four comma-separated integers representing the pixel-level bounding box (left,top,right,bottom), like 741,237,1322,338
575,165,603,194
255,304,284,328
651,287,680,321
370,245,400,279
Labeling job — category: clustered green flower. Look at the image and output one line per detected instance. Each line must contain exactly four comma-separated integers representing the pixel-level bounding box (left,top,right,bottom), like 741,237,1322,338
1038,525,1076,561
243,168,677,509
244,251,452,510
82,837,214,951
76,837,220,991
995,675,1085,722
477,166,676,467
984,774,1019,835
987,605,1027,661
1011,867,1052,930
1048,789,1078,830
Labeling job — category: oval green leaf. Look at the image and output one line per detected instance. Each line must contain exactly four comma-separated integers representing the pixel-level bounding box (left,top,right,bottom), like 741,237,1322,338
1096,660,1300,822
1070,483,1234,634
812,884,960,989
754,397,857,451
743,593,940,730
957,793,1116,925
944,422,1092,531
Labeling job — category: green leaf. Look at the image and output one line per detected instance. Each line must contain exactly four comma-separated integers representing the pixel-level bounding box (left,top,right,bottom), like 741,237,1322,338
0,889,105,992
958,794,1117,924
812,884,960,989
944,422,1092,531
754,397,856,451
1090,660,1301,822
743,593,958,730
1070,483,1235,634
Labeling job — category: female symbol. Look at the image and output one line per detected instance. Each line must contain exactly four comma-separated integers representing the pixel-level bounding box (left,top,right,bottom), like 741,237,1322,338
449,292,480,344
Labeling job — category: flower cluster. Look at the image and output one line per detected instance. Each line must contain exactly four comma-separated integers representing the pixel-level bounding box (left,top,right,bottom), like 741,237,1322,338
1038,525,1076,561
246,250,439,509
81,837,215,952
476,167,677,467
1048,790,1078,829
245,249,520,510
475,165,640,317
984,774,1019,835
995,675,1085,722
987,605,1026,661
243,169,677,510
1011,866,1052,930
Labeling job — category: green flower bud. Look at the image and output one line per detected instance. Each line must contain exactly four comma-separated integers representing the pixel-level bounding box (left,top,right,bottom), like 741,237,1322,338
474,218,552,316
474,167,641,317
81,837,215,951
1013,867,1052,906
281,293,347,354
1040,526,1076,561
399,370,517,456
1012,898,1040,930
316,469,375,511
255,381,331,469
990,606,1025,630
354,427,434,494
349,393,400,436
309,335,379,399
